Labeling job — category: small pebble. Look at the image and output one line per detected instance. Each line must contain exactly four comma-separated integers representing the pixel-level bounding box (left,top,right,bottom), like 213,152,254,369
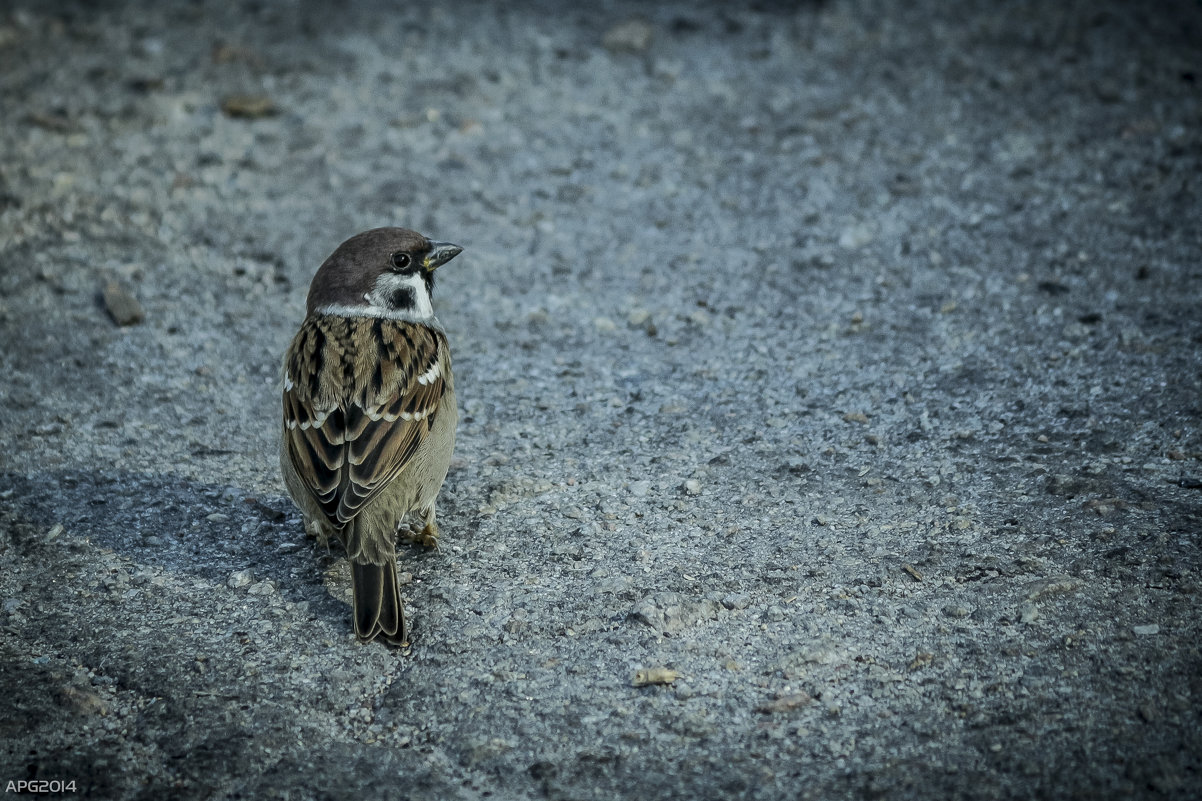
763,605,787,622
227,569,253,589
1132,624,1159,636
838,222,873,249
908,652,934,670
632,667,680,687
756,692,812,714
221,95,278,119
102,282,145,326
721,593,751,610
1024,575,1082,601
603,19,653,53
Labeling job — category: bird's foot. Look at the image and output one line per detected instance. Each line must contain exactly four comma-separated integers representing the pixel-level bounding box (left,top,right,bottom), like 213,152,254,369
398,520,441,550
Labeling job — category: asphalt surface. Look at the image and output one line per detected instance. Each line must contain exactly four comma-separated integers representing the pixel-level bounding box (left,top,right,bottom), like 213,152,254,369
1,1,1200,799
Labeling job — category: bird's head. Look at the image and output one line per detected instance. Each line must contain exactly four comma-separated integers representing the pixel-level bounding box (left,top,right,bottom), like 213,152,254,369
305,227,463,321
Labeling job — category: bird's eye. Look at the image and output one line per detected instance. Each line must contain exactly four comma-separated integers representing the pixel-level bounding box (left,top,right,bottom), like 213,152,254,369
390,252,412,270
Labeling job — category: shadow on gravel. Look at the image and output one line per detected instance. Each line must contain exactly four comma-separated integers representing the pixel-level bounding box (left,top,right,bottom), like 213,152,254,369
0,468,428,645
3,470,313,589
1,469,473,799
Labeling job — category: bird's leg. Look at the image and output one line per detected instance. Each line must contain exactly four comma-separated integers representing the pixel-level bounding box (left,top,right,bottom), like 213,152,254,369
418,505,441,549
306,518,336,556
399,505,441,550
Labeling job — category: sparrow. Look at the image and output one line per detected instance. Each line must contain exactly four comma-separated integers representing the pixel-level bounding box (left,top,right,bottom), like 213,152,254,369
280,227,462,646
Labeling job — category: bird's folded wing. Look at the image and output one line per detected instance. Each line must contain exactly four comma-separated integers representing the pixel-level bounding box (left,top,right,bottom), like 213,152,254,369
283,316,448,525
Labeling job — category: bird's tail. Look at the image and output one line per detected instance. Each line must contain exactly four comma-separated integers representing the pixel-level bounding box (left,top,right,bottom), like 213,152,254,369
350,557,407,646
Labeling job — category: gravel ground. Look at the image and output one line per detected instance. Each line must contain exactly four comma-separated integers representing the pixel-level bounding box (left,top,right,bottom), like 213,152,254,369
1,1,1200,799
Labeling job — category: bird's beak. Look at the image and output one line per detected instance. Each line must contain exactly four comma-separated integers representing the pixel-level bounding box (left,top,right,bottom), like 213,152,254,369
423,241,463,272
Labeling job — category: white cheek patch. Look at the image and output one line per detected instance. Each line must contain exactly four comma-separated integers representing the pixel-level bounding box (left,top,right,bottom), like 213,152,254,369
366,272,435,320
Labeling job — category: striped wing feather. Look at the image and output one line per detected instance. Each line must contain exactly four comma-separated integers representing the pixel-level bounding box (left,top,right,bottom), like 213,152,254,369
283,316,446,526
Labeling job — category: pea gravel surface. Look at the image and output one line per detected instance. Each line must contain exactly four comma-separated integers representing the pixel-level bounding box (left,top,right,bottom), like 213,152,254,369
1,1,1200,799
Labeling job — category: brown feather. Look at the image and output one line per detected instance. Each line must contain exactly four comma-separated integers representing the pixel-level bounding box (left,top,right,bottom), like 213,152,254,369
282,315,448,528
351,559,405,645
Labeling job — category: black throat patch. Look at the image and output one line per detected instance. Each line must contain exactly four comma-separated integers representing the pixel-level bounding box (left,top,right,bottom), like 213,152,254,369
389,286,416,310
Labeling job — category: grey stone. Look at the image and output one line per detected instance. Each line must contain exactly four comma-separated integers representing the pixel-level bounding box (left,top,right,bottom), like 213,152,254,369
101,282,144,327
721,593,751,610
602,19,653,53
227,569,253,589
1025,575,1083,601
631,592,721,634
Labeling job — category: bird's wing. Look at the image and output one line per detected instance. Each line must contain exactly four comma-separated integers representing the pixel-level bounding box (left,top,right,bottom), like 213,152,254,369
282,316,449,526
